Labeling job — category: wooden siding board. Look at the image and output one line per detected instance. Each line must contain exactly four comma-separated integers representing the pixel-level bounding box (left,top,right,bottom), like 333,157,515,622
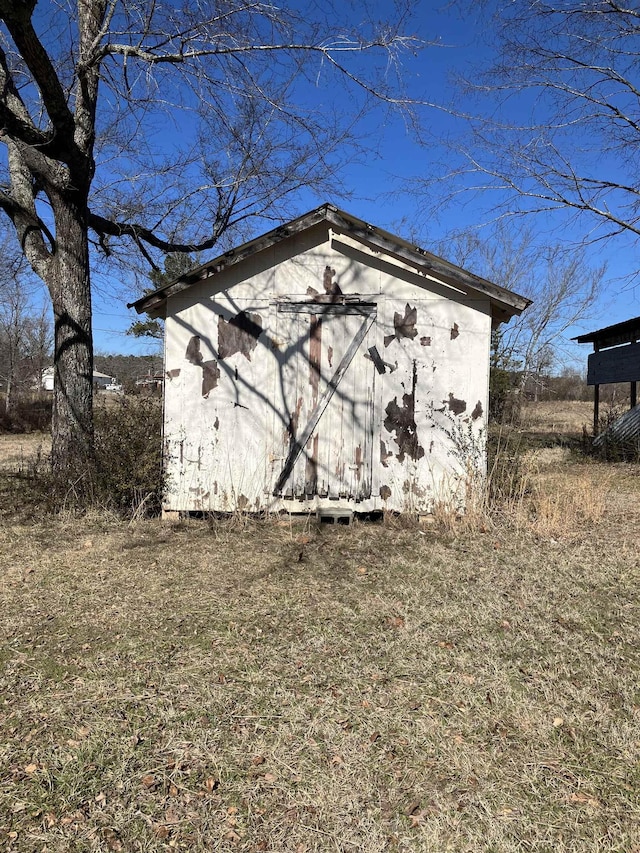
587,343,640,385
160,237,493,515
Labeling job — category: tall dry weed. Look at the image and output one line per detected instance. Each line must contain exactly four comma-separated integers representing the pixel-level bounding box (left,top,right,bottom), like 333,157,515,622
433,428,610,539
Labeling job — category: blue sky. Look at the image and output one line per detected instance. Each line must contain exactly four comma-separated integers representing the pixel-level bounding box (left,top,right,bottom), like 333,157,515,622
86,1,638,368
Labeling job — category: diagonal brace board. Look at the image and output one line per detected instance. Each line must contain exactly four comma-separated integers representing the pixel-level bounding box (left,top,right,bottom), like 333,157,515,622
274,305,376,496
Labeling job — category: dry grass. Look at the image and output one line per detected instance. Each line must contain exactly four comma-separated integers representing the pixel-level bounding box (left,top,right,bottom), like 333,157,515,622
1,510,639,851
0,433,50,474
520,401,593,435
0,406,639,851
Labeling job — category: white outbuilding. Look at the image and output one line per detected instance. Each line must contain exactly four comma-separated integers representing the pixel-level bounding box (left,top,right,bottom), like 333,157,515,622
131,205,529,517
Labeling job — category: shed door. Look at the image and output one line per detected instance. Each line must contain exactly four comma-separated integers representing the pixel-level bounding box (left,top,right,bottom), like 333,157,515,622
273,302,376,500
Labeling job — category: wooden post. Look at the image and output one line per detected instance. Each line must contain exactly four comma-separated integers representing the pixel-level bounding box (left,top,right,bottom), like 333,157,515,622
593,342,600,436
632,335,638,410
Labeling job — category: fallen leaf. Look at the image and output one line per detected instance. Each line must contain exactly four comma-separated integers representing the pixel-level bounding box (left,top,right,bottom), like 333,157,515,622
568,792,600,807
24,763,38,774
370,731,381,743
553,717,564,728
141,773,157,789
252,755,266,766
165,806,179,823
496,807,516,817
204,777,219,792
263,772,277,783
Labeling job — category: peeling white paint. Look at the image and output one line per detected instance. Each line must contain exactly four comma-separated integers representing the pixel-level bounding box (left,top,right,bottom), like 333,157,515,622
161,225,498,514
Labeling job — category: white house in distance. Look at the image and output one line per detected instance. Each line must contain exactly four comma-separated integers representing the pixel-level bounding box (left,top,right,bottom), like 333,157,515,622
131,204,530,517
41,367,121,392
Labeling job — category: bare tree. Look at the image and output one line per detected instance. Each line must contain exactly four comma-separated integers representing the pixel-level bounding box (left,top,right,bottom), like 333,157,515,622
0,1,419,495
439,1,640,248
444,224,606,389
0,233,51,412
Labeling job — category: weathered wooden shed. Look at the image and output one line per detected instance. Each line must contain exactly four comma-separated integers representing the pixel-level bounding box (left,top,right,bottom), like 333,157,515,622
574,315,640,438
131,205,529,516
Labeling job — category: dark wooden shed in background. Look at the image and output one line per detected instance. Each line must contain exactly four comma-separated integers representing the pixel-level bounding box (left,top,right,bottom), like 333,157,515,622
574,316,640,435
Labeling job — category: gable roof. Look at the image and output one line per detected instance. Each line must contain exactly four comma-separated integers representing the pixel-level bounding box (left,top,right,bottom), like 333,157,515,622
129,203,531,323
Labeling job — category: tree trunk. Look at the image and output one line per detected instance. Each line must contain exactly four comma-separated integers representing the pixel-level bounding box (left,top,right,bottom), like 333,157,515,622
50,195,95,493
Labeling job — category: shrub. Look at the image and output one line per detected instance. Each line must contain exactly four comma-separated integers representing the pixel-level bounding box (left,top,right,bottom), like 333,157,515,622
0,394,52,433
93,396,164,516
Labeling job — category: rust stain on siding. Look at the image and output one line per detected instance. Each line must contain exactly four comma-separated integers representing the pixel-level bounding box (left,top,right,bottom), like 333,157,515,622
354,445,363,482
286,396,304,445
380,440,393,467
403,479,425,497
304,313,322,494
420,336,431,347
309,314,322,396
380,485,391,501
384,362,424,463
327,345,334,368
166,368,181,379
305,434,318,494
213,416,219,430
218,311,262,361
471,401,483,420
447,393,467,416
186,335,204,364
202,361,220,397
384,303,418,348
323,265,342,296
450,323,460,340
186,335,220,398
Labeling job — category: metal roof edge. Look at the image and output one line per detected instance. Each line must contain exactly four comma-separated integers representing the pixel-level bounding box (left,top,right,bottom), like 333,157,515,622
573,315,640,346
128,203,531,319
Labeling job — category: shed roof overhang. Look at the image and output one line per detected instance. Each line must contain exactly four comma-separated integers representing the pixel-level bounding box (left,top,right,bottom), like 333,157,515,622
128,203,531,322
573,316,640,350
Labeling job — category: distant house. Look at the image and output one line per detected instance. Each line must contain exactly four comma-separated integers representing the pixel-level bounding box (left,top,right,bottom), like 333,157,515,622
41,367,120,392
130,204,530,516
135,372,164,392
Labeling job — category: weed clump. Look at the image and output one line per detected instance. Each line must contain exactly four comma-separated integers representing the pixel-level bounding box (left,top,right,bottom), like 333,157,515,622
93,395,164,516
3,396,164,518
